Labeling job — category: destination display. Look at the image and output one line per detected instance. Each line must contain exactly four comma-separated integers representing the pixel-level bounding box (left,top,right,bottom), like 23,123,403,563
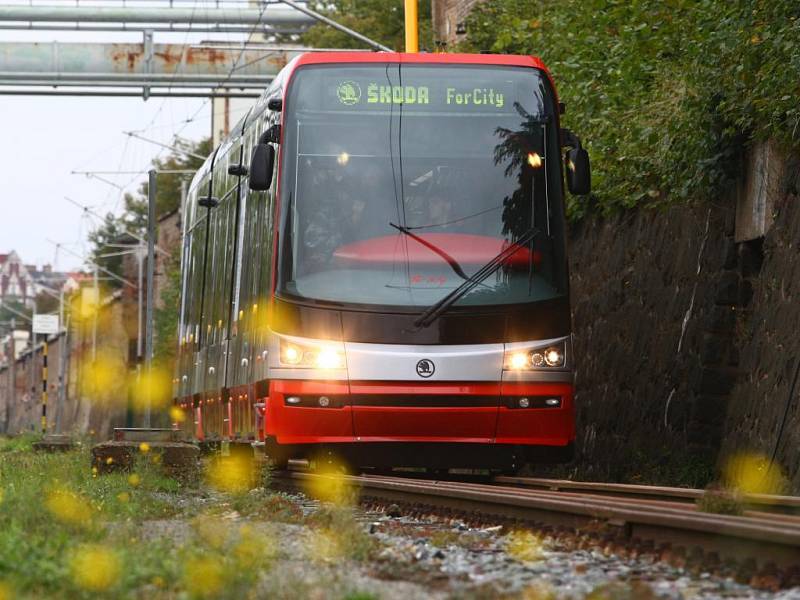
292,66,536,115
335,79,509,110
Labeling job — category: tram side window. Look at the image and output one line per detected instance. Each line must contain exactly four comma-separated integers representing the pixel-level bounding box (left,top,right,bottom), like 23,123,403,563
188,210,207,349
209,162,229,344
179,228,193,348
200,209,218,346
234,129,256,335
177,190,192,347
246,119,270,337
257,161,275,315
220,189,237,339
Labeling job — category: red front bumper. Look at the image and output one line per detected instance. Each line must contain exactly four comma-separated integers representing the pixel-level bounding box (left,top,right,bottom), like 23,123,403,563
264,380,574,447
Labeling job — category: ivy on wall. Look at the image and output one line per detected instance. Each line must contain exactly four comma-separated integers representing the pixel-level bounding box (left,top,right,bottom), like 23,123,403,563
460,0,800,218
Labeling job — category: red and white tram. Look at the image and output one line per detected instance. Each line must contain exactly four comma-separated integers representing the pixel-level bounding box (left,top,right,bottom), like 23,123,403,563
173,51,590,471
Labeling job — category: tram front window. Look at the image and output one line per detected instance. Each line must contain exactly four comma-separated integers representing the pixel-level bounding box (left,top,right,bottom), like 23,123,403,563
278,64,568,310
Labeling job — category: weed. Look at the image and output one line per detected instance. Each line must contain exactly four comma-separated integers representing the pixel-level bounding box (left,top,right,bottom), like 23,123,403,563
696,485,745,516
306,506,378,562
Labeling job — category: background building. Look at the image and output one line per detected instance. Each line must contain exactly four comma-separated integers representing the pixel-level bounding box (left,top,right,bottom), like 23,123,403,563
0,252,36,309
432,0,481,48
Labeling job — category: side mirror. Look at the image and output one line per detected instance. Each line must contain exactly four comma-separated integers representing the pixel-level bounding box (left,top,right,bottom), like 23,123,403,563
249,143,275,191
561,128,591,195
566,147,591,195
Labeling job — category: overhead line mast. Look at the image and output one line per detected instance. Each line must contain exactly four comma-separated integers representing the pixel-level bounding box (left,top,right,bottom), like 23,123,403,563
405,0,419,53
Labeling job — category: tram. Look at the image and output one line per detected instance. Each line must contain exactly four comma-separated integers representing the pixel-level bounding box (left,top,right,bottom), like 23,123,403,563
173,51,590,471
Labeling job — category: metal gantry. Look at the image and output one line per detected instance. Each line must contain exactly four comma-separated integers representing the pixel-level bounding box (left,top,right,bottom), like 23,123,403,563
0,1,392,97
0,1,316,97
0,2,315,34
0,38,301,97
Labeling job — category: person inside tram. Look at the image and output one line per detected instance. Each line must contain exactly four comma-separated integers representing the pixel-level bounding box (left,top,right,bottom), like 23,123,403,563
302,159,381,270
425,193,456,231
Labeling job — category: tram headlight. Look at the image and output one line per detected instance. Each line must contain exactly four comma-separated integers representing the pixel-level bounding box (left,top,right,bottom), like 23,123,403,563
279,339,345,369
544,347,565,367
281,342,303,365
507,352,530,370
315,348,345,369
503,340,568,370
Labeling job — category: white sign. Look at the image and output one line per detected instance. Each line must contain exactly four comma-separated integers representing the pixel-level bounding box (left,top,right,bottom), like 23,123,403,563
32,314,60,335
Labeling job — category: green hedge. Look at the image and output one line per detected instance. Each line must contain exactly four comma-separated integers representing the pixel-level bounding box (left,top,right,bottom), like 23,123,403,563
460,0,800,218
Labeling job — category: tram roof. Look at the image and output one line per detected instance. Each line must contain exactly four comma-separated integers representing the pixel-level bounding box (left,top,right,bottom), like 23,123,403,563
291,51,549,72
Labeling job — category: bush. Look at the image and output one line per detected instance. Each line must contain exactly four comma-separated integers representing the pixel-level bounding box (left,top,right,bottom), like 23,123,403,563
460,0,800,218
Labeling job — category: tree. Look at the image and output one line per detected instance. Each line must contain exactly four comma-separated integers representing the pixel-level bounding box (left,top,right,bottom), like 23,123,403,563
0,300,31,328
34,291,60,316
86,212,128,287
154,244,182,369
302,0,433,51
123,137,213,222
87,137,211,288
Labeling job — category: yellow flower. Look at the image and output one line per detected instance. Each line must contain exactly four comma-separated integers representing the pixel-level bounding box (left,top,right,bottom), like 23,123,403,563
70,544,121,592
233,526,270,568
129,366,172,411
506,529,544,562
303,460,354,506
128,473,141,487
139,442,151,454
205,455,254,494
0,580,13,600
723,452,787,495
170,406,187,423
193,517,228,550
45,489,93,527
183,557,224,599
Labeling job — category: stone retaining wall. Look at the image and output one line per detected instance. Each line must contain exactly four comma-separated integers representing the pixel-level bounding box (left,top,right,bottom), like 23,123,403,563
565,159,800,492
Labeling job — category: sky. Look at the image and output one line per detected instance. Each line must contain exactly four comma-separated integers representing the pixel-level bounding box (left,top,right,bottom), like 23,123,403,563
0,5,260,273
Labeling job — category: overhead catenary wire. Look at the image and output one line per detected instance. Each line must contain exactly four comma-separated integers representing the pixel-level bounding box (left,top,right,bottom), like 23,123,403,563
46,239,136,289
63,196,169,257
123,131,207,160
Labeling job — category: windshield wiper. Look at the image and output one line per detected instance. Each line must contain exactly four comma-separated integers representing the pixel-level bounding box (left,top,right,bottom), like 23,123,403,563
389,222,472,282
413,226,541,329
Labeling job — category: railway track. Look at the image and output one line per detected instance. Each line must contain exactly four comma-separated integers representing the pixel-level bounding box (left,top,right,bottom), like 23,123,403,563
272,470,800,580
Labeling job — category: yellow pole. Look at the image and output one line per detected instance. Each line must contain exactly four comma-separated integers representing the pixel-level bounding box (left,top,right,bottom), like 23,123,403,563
404,0,418,53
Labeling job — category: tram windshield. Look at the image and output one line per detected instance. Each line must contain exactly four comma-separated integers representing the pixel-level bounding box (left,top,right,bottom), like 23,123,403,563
278,63,568,310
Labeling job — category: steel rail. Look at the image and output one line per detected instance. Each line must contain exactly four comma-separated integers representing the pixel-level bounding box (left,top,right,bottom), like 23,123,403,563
504,486,800,526
494,476,800,513
276,471,800,570
364,474,800,528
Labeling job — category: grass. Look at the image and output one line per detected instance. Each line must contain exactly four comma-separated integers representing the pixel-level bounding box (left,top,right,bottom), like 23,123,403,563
0,433,40,454
0,440,381,599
